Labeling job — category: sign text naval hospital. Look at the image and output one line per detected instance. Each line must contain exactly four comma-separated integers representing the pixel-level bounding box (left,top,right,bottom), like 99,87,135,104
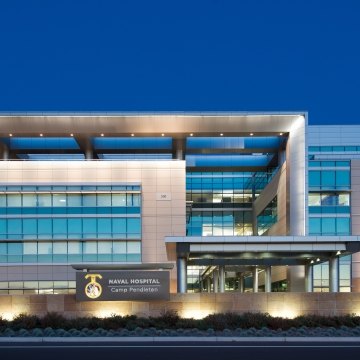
76,271,170,301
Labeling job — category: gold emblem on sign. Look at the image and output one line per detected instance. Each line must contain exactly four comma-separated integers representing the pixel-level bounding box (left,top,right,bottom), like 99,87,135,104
84,274,103,299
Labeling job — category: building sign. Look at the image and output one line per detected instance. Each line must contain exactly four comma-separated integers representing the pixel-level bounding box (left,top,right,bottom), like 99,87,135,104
76,271,170,301
156,192,171,201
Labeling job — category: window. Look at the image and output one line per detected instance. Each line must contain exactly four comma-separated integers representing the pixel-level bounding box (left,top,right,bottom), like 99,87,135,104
53,218,67,237
309,170,350,189
23,219,37,238
97,218,112,237
7,194,22,207
53,194,67,207
97,194,111,206
112,194,127,206
67,194,82,207
23,194,37,207
23,242,37,263
38,194,51,207
309,217,350,235
257,197,277,235
309,171,321,187
68,218,82,239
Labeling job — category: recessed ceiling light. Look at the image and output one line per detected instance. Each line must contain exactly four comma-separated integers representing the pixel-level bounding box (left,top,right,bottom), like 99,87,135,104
9,134,12,137
190,133,193,136
70,133,74,137
40,134,43,137
161,133,165,137
220,133,223,136
250,133,254,136
131,134,134,137
101,133,104,137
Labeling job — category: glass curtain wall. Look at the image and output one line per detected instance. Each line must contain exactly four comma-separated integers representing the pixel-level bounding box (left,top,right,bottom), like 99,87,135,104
0,185,142,264
308,157,351,292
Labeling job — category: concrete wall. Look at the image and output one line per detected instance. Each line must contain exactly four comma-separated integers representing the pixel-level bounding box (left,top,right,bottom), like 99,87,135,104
1,293,360,319
288,116,307,236
0,161,186,293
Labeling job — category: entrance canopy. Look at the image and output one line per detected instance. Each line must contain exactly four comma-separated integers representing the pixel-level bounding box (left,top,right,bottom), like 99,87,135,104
165,236,360,266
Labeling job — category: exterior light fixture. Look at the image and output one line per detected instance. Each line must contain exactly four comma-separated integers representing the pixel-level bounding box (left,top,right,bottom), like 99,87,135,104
220,133,223,136
316,258,320,262
190,133,193,136
131,134,134,137
161,133,165,137
310,260,314,264
101,133,104,137
70,133,74,137
9,134,12,137
279,132,283,136
40,134,43,137
250,133,254,136
336,250,341,256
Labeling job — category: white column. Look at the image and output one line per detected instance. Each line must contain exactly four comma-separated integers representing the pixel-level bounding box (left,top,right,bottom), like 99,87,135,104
177,257,187,293
238,273,244,292
265,266,272,293
207,277,211,293
305,264,313,292
219,266,225,293
329,257,339,293
213,270,219,293
253,267,258,293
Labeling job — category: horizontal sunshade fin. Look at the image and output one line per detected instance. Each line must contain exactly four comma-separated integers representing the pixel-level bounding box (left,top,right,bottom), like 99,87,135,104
3,137,80,150
92,137,172,150
187,137,281,149
186,154,274,167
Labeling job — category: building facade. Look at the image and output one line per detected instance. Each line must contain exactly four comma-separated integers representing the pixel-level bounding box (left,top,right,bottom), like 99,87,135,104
0,114,359,296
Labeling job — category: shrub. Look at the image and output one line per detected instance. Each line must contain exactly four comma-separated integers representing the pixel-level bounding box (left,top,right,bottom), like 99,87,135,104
40,312,67,329
11,313,39,330
148,310,180,329
2,311,360,333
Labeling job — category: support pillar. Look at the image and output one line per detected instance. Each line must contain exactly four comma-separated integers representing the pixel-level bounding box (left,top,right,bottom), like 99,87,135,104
329,257,339,293
305,264,313,292
238,273,244,292
213,270,219,293
219,266,225,293
253,267,258,293
0,143,9,160
177,257,187,293
172,138,186,160
75,136,94,160
265,266,272,293
207,277,211,293
84,137,94,160
85,147,93,160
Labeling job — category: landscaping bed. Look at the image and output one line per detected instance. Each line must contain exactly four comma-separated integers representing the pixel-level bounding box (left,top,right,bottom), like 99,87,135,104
1,312,360,337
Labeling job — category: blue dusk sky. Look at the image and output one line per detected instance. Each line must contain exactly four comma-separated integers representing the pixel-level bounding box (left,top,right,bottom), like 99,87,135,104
0,0,359,125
